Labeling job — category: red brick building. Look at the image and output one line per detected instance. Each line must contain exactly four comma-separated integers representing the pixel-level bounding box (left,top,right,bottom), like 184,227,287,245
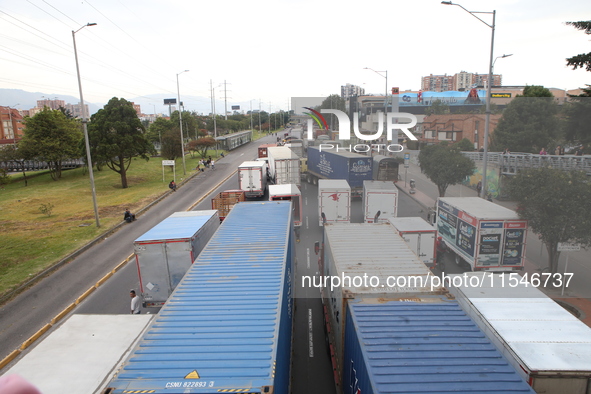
0,106,24,145
421,113,502,150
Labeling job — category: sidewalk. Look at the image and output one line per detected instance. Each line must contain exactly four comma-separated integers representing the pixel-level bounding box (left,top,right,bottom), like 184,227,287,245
396,162,591,327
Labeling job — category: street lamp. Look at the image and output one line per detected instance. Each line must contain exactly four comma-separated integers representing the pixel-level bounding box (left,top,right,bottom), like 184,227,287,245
442,1,495,199
72,22,100,227
364,67,389,153
176,70,189,175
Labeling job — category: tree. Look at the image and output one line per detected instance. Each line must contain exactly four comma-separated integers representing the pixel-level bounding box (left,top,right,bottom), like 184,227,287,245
147,117,173,146
0,144,29,186
317,94,347,130
451,138,475,152
88,97,155,188
160,127,183,160
507,167,591,275
562,85,591,147
490,86,560,153
188,137,216,158
19,108,82,181
425,99,451,116
418,144,476,197
566,21,591,72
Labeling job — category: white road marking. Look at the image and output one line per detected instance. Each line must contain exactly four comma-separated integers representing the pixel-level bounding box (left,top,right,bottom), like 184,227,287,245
307,248,310,269
308,308,314,357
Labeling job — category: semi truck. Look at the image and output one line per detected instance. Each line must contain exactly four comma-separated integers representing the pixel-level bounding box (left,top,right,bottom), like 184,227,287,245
388,216,437,268
305,146,372,198
133,210,220,307
211,189,246,221
267,146,301,187
318,179,351,226
257,143,276,159
362,180,398,223
103,202,294,394
238,160,268,198
269,184,302,242
436,197,528,271
450,273,591,394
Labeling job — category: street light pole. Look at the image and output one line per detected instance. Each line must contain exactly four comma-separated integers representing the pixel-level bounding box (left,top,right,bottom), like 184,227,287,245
364,67,388,154
72,23,100,227
442,1,495,199
176,70,189,175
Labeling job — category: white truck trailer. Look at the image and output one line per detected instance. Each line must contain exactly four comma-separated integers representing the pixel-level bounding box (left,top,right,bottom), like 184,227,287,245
450,273,591,393
133,210,220,307
318,179,350,226
238,160,268,198
267,146,301,187
362,180,398,223
388,216,437,268
436,197,528,271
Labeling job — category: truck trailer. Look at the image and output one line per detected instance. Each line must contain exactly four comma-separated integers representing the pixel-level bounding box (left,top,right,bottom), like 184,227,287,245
210,189,245,221
103,201,294,394
318,179,351,226
450,273,591,394
436,197,528,271
267,146,301,187
362,180,398,223
133,210,220,307
343,297,536,394
319,223,443,385
238,160,267,198
388,216,437,268
305,146,373,198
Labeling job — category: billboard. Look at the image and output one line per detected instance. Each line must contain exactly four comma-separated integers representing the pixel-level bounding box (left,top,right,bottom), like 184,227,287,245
163,98,177,105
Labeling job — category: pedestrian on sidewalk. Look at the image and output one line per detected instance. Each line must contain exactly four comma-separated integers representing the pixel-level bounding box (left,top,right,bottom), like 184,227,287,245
476,180,482,195
211,160,215,170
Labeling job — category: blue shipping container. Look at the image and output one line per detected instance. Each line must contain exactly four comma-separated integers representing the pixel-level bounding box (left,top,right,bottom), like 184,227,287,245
343,298,535,394
307,146,372,189
105,201,294,394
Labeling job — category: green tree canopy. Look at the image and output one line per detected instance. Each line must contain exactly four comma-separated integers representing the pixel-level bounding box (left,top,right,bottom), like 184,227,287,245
418,144,476,197
491,86,560,153
451,138,475,152
88,97,155,188
566,21,591,72
188,137,216,158
147,117,173,146
317,94,347,130
507,167,591,275
19,108,82,181
160,127,182,160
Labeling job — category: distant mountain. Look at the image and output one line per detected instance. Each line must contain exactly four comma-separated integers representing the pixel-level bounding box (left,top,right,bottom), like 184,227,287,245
0,88,102,115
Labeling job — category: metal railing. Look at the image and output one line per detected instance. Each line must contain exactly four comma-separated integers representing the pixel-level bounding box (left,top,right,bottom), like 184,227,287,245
462,152,591,175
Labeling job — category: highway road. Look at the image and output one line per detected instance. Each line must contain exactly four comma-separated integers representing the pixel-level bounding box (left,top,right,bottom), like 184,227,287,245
0,134,463,394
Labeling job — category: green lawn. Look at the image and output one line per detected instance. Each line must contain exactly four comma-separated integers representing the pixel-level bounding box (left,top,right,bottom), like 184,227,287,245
0,152,220,300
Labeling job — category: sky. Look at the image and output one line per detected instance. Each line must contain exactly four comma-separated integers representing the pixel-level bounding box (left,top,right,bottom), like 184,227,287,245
0,0,589,115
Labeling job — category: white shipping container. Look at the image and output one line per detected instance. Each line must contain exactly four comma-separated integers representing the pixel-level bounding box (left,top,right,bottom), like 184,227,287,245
269,184,302,227
134,210,220,307
449,273,591,394
362,180,398,223
388,216,437,267
267,146,301,187
238,160,267,198
318,179,351,226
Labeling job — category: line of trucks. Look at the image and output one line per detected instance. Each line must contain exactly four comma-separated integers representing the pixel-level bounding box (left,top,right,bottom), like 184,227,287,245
4,198,591,394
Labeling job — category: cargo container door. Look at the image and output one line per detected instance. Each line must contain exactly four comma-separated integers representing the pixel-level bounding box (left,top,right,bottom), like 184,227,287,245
165,240,193,293
364,191,398,223
136,242,170,306
319,190,350,225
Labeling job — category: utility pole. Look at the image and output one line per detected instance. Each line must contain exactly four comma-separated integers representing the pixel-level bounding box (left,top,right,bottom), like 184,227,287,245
223,80,228,120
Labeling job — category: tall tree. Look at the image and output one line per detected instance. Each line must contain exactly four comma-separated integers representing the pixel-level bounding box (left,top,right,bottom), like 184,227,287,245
160,127,182,160
562,86,591,147
317,94,347,130
418,144,476,197
491,86,560,153
147,117,173,146
19,108,82,181
507,167,591,275
566,21,591,72
88,97,155,188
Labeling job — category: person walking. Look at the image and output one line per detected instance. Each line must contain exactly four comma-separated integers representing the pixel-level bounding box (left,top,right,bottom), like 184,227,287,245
130,290,141,314
539,147,548,155
211,160,215,170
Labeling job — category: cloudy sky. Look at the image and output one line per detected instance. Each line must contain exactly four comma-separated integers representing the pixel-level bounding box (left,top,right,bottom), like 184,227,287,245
1,0,589,114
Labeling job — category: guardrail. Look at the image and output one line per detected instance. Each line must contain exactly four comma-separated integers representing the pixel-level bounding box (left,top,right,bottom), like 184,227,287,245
0,159,84,172
462,152,591,175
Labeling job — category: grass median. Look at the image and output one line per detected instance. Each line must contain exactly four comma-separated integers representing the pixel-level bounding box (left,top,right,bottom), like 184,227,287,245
0,153,217,301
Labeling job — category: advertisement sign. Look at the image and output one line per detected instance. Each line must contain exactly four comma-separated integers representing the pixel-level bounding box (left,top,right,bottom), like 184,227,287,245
478,222,504,266
503,227,525,265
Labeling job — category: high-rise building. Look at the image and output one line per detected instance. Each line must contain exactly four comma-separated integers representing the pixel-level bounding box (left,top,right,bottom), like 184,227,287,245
422,72,502,92
341,83,365,99
37,98,65,110
64,103,90,119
